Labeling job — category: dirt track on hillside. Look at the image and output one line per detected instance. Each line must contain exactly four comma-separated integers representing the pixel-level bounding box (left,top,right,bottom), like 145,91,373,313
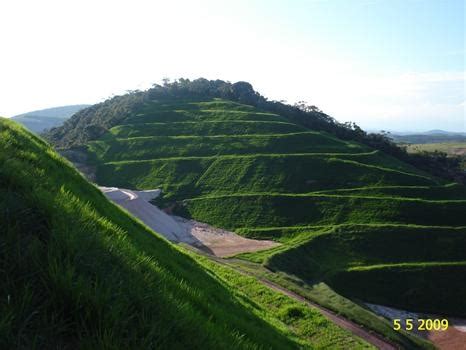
100,187,278,257
260,279,397,350
207,257,397,350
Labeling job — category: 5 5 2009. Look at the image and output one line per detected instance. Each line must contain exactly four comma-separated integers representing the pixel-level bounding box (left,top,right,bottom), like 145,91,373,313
393,318,448,331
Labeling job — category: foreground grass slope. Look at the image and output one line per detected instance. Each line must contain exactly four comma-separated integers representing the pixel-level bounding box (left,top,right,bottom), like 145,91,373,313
55,96,466,317
1,118,370,349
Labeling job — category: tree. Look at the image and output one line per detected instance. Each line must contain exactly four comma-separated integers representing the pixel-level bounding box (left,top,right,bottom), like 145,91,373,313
294,101,322,113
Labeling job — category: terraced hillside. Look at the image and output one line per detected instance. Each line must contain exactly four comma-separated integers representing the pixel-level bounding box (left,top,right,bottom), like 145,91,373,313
1,118,373,349
81,97,466,316
74,97,466,318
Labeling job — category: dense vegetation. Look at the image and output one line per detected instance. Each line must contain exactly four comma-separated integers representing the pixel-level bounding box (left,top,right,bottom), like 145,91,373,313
44,78,464,182
12,104,89,133
1,118,369,349
47,90,466,321
406,144,466,176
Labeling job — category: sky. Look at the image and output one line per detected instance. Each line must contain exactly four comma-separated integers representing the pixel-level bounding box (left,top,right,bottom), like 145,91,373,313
0,0,464,132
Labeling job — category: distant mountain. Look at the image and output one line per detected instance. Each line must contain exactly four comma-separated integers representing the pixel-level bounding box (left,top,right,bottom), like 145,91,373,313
11,104,90,133
425,129,466,136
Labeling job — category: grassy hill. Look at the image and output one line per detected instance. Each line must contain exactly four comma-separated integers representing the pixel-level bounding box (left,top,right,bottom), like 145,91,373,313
45,81,466,321
265,225,466,316
1,118,372,349
62,95,466,319
12,105,89,133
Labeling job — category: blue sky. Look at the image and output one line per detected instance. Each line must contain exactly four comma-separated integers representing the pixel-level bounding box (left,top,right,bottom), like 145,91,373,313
261,0,464,72
0,0,464,131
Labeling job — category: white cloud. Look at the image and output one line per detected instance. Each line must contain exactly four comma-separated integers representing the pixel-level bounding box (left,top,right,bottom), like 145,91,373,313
262,69,465,132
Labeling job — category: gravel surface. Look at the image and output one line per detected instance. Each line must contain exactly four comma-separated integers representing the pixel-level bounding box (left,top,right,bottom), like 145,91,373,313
100,186,278,257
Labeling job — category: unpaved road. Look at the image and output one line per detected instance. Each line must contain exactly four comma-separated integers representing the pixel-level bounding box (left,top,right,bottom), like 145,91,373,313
100,187,278,257
258,280,397,349
208,257,397,350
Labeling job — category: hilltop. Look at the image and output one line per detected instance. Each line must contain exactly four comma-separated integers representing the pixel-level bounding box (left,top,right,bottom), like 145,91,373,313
1,118,371,349
12,104,89,133
44,79,466,321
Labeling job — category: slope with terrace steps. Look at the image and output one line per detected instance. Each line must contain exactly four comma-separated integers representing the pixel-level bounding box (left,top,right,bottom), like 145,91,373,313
74,98,466,317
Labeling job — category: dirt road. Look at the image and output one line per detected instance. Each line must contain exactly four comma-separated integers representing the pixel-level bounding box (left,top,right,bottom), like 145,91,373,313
100,186,278,257
101,187,180,241
257,278,397,349
206,256,398,350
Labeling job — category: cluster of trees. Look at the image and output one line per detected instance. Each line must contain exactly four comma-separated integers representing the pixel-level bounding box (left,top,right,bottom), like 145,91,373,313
408,151,465,184
44,91,147,148
45,78,465,183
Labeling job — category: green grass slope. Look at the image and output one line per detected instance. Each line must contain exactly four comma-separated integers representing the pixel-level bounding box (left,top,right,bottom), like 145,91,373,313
55,97,466,318
0,118,370,349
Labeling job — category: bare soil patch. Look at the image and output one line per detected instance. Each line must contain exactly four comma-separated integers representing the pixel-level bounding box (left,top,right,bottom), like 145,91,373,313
101,187,278,257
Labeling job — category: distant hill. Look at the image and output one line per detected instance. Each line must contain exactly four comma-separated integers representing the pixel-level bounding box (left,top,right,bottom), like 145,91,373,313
425,129,456,135
425,129,466,136
12,104,89,133
45,79,466,318
390,130,466,144
391,133,466,144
